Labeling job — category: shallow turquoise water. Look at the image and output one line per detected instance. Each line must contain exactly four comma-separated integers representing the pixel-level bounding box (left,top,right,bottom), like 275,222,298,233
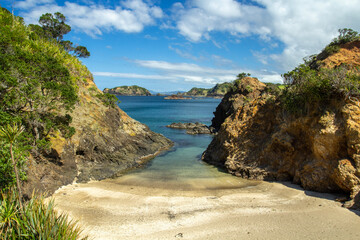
115,96,254,190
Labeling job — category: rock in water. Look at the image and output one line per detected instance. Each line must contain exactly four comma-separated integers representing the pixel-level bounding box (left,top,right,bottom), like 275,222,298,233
166,122,215,135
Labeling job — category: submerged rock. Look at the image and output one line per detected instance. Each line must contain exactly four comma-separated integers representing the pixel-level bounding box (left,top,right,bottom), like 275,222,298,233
166,122,215,135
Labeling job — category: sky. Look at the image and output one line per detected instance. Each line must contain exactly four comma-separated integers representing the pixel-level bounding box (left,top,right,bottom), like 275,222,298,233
3,0,360,92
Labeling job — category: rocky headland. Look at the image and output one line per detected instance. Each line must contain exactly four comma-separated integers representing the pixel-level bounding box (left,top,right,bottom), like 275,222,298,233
202,40,360,209
164,95,191,100
166,122,215,135
23,76,172,198
103,85,152,96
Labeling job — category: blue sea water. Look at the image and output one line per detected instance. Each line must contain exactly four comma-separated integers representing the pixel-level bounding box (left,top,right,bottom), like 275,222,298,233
114,96,255,190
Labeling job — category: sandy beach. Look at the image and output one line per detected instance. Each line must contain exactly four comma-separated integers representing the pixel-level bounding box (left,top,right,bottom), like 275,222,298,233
52,174,360,240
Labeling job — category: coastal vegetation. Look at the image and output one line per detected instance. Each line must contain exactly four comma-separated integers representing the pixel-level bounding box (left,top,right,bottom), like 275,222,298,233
0,7,100,239
281,29,360,115
203,29,360,209
0,7,78,189
1,7,173,238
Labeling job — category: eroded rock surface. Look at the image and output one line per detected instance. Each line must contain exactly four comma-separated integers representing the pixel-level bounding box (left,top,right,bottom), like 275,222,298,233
23,77,172,197
202,77,360,209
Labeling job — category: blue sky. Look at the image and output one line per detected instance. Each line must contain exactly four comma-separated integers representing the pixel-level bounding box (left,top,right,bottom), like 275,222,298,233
3,0,360,92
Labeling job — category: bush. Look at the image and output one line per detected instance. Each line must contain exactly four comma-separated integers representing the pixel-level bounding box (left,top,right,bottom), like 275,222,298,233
318,28,360,61
96,92,120,108
0,190,88,239
281,64,360,115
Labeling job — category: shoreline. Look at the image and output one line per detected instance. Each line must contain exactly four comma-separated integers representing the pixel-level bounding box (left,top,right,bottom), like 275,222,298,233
52,176,360,240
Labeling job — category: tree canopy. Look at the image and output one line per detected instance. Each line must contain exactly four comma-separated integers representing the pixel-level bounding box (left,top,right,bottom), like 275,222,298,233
0,7,83,188
29,12,90,58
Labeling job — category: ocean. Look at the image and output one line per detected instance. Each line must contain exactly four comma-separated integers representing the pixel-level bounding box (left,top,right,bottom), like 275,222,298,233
114,96,255,190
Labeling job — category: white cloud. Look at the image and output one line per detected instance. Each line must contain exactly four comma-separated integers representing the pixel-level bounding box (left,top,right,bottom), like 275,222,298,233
134,59,238,75
168,46,202,61
14,0,163,36
175,0,267,42
93,72,174,80
14,0,54,9
95,59,282,85
258,0,360,70
174,0,360,71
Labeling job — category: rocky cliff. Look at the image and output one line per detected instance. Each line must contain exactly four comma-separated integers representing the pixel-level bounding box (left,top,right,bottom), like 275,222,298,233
23,69,171,198
203,42,360,209
0,8,172,198
103,85,152,96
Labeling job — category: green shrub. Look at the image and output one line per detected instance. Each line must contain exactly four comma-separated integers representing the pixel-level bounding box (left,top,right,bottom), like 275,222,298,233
317,28,360,61
0,190,88,239
281,64,360,115
96,92,120,108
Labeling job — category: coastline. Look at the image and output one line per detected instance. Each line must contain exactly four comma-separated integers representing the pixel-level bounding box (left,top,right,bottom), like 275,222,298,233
53,176,360,240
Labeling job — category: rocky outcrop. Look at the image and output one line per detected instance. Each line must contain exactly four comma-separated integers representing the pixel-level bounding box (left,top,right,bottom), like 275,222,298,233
23,75,172,198
166,122,215,135
202,77,360,209
164,95,191,100
103,85,151,96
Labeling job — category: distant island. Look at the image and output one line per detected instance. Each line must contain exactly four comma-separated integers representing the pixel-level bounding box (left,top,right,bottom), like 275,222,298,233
184,82,233,97
103,85,152,96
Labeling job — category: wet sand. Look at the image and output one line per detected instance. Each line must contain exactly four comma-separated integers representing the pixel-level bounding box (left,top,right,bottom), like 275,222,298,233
52,174,360,240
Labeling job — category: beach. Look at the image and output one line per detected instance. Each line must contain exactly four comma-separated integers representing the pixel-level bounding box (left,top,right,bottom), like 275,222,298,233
52,175,360,240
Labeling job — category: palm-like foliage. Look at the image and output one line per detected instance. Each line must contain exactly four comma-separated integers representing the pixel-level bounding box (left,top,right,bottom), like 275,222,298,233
0,190,88,239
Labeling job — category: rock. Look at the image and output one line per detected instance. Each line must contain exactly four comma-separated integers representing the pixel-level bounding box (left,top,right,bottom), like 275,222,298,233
166,122,214,135
202,76,360,210
164,95,191,100
23,76,172,198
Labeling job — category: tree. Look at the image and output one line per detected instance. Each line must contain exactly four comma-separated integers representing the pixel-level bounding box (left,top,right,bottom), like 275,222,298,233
336,28,359,44
237,72,251,80
0,8,78,144
74,45,90,58
29,12,90,58
38,12,71,42
0,124,26,208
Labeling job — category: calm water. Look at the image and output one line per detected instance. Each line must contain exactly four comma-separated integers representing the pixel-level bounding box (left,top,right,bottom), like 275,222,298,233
114,96,256,190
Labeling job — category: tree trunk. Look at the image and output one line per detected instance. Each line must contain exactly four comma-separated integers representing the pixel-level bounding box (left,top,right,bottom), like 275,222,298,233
10,144,23,209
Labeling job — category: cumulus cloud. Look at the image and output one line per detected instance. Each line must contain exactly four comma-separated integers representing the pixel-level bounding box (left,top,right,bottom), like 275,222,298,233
174,0,360,70
14,0,163,36
175,0,267,42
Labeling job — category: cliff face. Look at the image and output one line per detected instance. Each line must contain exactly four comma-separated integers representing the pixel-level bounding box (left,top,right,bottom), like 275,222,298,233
23,74,172,197
203,68,360,208
103,85,152,96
